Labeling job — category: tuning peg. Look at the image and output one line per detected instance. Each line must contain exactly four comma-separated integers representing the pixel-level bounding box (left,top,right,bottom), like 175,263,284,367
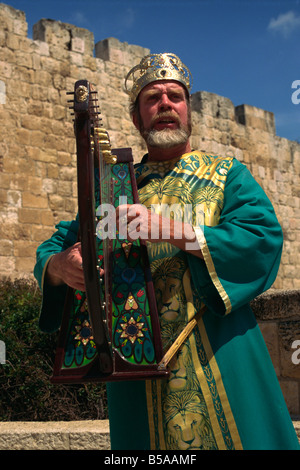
94,127,109,140
98,139,110,148
103,152,117,165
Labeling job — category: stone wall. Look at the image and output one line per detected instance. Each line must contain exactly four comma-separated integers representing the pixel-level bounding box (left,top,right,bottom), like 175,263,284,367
0,3,150,278
251,290,300,415
0,3,299,289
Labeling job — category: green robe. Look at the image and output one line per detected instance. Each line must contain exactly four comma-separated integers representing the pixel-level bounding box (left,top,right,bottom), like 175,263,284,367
34,151,299,450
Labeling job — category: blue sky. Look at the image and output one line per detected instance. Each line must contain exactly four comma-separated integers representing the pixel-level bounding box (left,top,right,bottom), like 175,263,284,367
5,0,300,142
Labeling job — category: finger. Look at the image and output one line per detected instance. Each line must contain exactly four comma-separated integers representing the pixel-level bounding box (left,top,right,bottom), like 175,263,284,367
99,268,105,277
63,265,85,291
116,204,130,220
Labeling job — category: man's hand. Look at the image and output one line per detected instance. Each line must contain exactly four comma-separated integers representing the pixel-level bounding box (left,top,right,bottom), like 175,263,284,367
116,204,203,258
46,242,86,291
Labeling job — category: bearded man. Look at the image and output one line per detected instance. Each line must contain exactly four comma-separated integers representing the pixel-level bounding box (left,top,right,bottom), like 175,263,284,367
34,53,299,450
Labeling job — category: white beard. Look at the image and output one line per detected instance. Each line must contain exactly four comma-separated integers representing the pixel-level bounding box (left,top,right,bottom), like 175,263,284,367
144,127,190,149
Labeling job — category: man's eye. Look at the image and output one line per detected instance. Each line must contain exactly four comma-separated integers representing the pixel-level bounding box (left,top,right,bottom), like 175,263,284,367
147,95,158,102
170,94,183,101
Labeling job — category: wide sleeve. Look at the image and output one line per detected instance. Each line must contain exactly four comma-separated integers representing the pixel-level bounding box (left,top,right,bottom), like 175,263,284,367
33,218,79,332
188,159,283,316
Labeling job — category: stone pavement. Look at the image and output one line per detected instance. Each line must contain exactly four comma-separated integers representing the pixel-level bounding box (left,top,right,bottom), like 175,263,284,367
0,419,298,450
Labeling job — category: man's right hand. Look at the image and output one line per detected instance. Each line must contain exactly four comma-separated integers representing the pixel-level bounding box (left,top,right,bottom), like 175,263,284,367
46,242,86,291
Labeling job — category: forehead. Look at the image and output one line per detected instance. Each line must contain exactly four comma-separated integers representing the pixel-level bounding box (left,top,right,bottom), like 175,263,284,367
139,80,186,97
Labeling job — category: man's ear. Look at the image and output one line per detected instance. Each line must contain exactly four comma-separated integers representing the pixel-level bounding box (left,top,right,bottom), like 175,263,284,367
132,112,139,131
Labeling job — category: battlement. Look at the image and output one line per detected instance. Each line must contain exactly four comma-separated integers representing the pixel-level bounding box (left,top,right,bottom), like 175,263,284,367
33,19,95,56
0,2,278,135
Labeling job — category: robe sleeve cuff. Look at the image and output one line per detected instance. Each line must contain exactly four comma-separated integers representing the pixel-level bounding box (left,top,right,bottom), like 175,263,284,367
193,225,232,315
37,254,67,333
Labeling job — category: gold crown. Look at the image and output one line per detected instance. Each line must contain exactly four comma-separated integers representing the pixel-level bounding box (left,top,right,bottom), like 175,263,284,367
125,53,192,102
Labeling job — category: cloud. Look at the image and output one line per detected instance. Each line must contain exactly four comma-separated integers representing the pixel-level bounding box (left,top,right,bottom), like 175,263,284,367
68,11,91,28
268,11,300,38
122,8,135,30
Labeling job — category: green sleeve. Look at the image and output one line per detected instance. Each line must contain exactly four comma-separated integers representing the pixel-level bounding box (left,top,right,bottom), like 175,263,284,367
188,159,283,315
33,218,79,332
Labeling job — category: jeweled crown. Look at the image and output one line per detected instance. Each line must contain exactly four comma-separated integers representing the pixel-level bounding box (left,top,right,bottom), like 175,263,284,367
125,53,192,102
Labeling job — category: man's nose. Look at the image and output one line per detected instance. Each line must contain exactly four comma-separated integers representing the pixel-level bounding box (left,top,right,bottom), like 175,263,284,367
158,94,172,111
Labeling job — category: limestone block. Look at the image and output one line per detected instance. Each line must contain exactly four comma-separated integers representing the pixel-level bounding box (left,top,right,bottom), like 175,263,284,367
6,32,20,50
65,197,77,215
0,240,13,256
0,420,110,451
0,221,31,240
0,189,6,205
0,27,5,48
293,150,300,172
33,20,70,48
15,256,34,273
22,192,48,209
83,55,97,72
33,70,52,89
7,190,22,208
0,255,15,274
18,208,42,225
192,91,235,121
29,131,48,149
251,290,300,321
95,37,149,67
48,194,65,211
70,51,83,67
4,154,32,174
32,39,50,57
14,67,35,86
293,279,300,290
71,36,85,54
56,151,73,166
278,321,300,379
30,84,48,102
59,166,77,181
0,79,6,104
0,3,27,36
235,104,275,135
8,79,31,99
40,210,55,227
41,178,57,195
31,226,55,242
33,19,94,56
279,380,300,415
14,240,38,258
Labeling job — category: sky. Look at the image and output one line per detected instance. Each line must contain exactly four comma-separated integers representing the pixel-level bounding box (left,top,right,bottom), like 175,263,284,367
5,0,300,142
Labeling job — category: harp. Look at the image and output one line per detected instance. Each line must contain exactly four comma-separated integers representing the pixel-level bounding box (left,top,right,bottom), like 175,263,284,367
51,80,169,383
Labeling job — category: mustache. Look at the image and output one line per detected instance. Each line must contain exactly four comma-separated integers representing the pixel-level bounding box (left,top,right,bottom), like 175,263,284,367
150,112,181,128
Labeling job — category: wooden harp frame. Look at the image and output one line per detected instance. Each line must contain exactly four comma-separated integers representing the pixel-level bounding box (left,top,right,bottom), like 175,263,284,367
51,80,169,383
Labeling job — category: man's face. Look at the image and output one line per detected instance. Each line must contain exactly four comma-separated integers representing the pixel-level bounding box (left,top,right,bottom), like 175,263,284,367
133,81,191,149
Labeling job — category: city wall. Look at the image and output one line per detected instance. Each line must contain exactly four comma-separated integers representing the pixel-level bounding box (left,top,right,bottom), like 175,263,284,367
0,3,299,421
0,3,299,288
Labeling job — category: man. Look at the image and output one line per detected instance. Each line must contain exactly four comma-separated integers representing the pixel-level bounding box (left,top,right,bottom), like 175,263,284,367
34,53,299,450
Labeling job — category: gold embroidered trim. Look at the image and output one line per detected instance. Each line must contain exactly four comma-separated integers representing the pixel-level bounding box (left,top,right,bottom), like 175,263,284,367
146,380,166,450
41,255,55,292
197,318,243,449
189,323,226,449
